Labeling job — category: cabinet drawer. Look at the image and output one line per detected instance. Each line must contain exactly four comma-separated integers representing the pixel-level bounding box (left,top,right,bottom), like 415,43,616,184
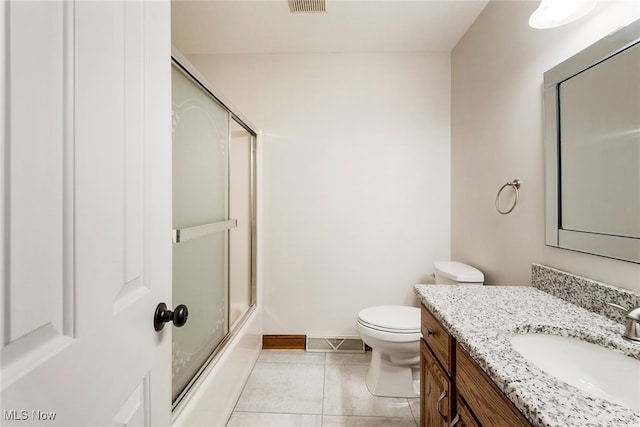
421,305,453,375
456,343,532,427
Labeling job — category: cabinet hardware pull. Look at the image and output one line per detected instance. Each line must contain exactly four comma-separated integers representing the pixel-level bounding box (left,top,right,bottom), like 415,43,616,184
450,414,460,426
436,390,448,418
425,329,434,337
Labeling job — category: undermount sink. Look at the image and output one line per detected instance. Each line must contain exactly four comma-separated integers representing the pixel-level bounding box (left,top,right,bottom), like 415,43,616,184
510,333,640,411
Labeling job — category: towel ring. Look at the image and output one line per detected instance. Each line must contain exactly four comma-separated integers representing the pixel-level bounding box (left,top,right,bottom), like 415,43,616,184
495,179,521,215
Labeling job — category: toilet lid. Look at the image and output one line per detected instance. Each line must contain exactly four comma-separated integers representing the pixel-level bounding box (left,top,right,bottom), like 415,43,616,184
357,305,420,333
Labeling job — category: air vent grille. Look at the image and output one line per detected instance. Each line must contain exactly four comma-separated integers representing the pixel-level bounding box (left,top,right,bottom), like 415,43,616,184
306,336,364,353
289,0,326,13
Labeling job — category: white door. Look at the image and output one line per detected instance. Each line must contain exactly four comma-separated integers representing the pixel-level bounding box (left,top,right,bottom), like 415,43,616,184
1,1,172,426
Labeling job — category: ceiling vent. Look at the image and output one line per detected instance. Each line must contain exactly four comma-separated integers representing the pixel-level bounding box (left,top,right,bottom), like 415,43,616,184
289,0,326,13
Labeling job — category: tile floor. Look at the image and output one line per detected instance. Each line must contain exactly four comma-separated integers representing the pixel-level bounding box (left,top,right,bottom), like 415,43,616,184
226,350,420,427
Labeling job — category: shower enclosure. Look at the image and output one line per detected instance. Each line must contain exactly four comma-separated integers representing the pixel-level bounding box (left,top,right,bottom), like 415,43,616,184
171,56,257,410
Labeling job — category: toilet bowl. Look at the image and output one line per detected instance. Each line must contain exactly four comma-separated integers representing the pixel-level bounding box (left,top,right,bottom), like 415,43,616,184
356,305,421,398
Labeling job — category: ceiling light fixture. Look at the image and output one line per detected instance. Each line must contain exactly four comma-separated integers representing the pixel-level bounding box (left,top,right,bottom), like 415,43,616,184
529,0,597,29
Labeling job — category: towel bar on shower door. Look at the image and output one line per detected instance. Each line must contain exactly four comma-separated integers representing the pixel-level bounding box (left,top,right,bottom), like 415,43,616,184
173,219,237,243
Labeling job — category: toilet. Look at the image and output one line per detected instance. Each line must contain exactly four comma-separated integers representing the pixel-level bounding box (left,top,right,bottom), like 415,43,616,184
357,261,484,398
357,305,421,398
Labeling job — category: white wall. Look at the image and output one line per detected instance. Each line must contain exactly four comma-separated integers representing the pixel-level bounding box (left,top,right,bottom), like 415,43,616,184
188,53,451,335
451,1,640,292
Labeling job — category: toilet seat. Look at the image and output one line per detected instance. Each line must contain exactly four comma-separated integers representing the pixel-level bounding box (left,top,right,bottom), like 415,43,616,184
357,305,420,333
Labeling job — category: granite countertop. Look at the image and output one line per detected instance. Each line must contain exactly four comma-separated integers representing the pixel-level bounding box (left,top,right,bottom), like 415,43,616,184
413,284,640,427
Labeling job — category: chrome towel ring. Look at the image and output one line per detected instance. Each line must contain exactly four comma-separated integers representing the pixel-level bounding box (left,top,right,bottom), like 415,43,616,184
495,179,521,215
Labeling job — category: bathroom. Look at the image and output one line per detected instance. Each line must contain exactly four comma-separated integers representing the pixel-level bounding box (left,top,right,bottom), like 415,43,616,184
170,0,640,343
1,0,639,426
172,0,640,424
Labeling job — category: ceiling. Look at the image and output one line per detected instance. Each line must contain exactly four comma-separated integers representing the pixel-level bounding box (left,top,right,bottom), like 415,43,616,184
171,0,491,55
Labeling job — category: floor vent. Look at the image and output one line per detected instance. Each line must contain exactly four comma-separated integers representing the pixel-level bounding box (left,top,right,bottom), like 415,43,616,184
306,336,364,353
289,0,326,13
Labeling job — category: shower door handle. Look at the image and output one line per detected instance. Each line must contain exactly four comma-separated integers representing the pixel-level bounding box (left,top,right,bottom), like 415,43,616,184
154,302,189,331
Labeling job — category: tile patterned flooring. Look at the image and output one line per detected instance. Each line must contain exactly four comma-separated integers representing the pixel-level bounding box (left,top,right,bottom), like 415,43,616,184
226,350,419,427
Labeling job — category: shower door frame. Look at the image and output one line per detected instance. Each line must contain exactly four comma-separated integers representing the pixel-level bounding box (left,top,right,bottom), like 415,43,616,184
171,49,259,415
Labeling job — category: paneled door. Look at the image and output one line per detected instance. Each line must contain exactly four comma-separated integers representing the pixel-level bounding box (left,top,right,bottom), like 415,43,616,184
1,1,172,425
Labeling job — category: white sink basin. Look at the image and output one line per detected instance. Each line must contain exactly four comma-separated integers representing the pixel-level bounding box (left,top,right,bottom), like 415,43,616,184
510,333,640,410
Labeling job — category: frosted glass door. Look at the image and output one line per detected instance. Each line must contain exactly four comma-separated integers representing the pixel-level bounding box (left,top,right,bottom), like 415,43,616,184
171,65,230,402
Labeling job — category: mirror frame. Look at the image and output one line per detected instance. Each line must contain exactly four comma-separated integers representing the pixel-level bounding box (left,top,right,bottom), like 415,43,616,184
544,18,640,263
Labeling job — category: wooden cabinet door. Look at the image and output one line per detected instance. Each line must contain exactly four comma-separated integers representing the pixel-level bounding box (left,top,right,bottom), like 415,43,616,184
451,396,481,427
420,340,451,427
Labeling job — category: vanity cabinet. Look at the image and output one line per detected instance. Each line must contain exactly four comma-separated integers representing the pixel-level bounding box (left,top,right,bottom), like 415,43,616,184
420,304,532,427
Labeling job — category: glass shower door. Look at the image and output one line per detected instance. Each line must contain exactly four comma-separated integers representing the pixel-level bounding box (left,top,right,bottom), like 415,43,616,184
171,64,231,403
229,118,256,329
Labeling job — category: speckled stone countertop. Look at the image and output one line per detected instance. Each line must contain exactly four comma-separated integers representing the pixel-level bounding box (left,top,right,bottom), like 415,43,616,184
413,284,640,427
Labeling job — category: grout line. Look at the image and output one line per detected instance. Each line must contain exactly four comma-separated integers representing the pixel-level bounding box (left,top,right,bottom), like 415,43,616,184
321,351,326,422
230,409,322,415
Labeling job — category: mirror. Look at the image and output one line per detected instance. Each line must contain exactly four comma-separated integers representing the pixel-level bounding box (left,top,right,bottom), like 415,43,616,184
544,18,640,263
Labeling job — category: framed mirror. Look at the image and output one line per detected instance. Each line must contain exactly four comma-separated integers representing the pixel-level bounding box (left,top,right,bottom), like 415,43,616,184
544,18,640,263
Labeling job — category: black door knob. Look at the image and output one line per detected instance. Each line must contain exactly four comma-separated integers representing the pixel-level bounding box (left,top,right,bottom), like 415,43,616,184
154,302,189,331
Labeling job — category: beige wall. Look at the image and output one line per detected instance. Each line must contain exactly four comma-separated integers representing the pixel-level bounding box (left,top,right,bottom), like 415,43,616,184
451,1,640,292
189,53,452,335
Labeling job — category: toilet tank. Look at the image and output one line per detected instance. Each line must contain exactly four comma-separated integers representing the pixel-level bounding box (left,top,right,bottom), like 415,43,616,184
433,261,484,285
